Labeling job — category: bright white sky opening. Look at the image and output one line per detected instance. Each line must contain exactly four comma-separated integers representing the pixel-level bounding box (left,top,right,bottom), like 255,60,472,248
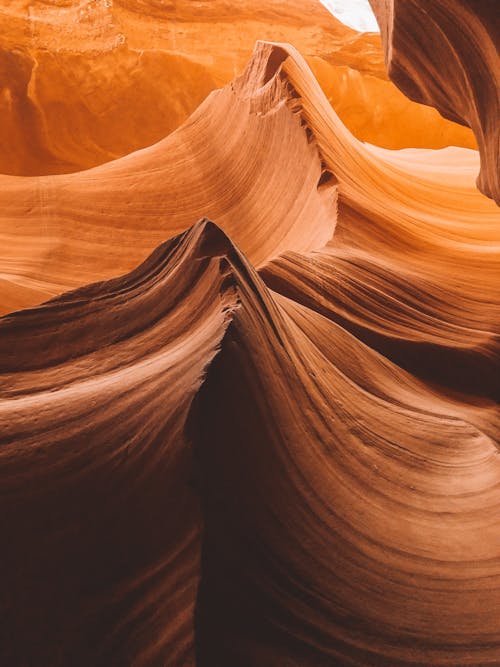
320,0,379,32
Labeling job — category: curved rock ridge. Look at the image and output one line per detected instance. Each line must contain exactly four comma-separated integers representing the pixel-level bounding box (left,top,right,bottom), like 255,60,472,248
1,33,500,666
195,274,500,667
1,42,497,320
259,45,499,400
261,234,500,400
0,42,339,315
2,219,499,665
0,220,238,666
369,0,500,204
0,0,476,175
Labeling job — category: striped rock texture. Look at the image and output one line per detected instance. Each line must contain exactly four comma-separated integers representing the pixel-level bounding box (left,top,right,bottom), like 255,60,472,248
1,6,499,667
0,0,476,175
369,0,500,204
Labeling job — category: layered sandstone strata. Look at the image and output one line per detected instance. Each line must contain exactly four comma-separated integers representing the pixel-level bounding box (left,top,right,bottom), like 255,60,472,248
369,0,500,203
1,38,499,665
0,0,476,175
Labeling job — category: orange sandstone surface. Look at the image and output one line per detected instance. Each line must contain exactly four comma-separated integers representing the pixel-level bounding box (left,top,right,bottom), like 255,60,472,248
0,0,476,175
0,3,499,667
369,0,500,203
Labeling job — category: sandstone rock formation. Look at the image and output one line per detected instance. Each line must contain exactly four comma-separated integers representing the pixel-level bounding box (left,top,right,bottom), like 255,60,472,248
0,0,476,175
0,44,337,314
1,33,499,664
369,0,500,203
0,42,496,315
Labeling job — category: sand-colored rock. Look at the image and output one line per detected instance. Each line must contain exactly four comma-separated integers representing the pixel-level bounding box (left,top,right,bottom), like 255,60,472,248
196,247,500,666
0,0,476,175
1,0,499,658
0,42,495,315
1,40,499,664
2,217,499,664
0,43,340,314
0,221,237,666
369,0,500,203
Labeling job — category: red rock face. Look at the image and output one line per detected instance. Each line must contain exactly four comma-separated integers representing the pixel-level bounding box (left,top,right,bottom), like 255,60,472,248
0,6,499,667
369,0,500,204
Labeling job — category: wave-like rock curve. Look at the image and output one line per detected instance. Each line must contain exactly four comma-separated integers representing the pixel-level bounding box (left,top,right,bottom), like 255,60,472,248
2,218,499,665
0,0,477,174
0,221,238,666
0,43,338,315
1,31,499,667
1,42,497,318
369,0,500,203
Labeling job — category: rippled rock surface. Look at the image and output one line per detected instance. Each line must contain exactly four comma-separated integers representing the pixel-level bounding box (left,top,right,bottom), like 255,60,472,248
1,5,499,667
369,0,500,203
0,0,476,175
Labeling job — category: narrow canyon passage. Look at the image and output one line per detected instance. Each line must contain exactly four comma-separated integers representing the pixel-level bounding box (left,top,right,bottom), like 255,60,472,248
0,2,498,665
